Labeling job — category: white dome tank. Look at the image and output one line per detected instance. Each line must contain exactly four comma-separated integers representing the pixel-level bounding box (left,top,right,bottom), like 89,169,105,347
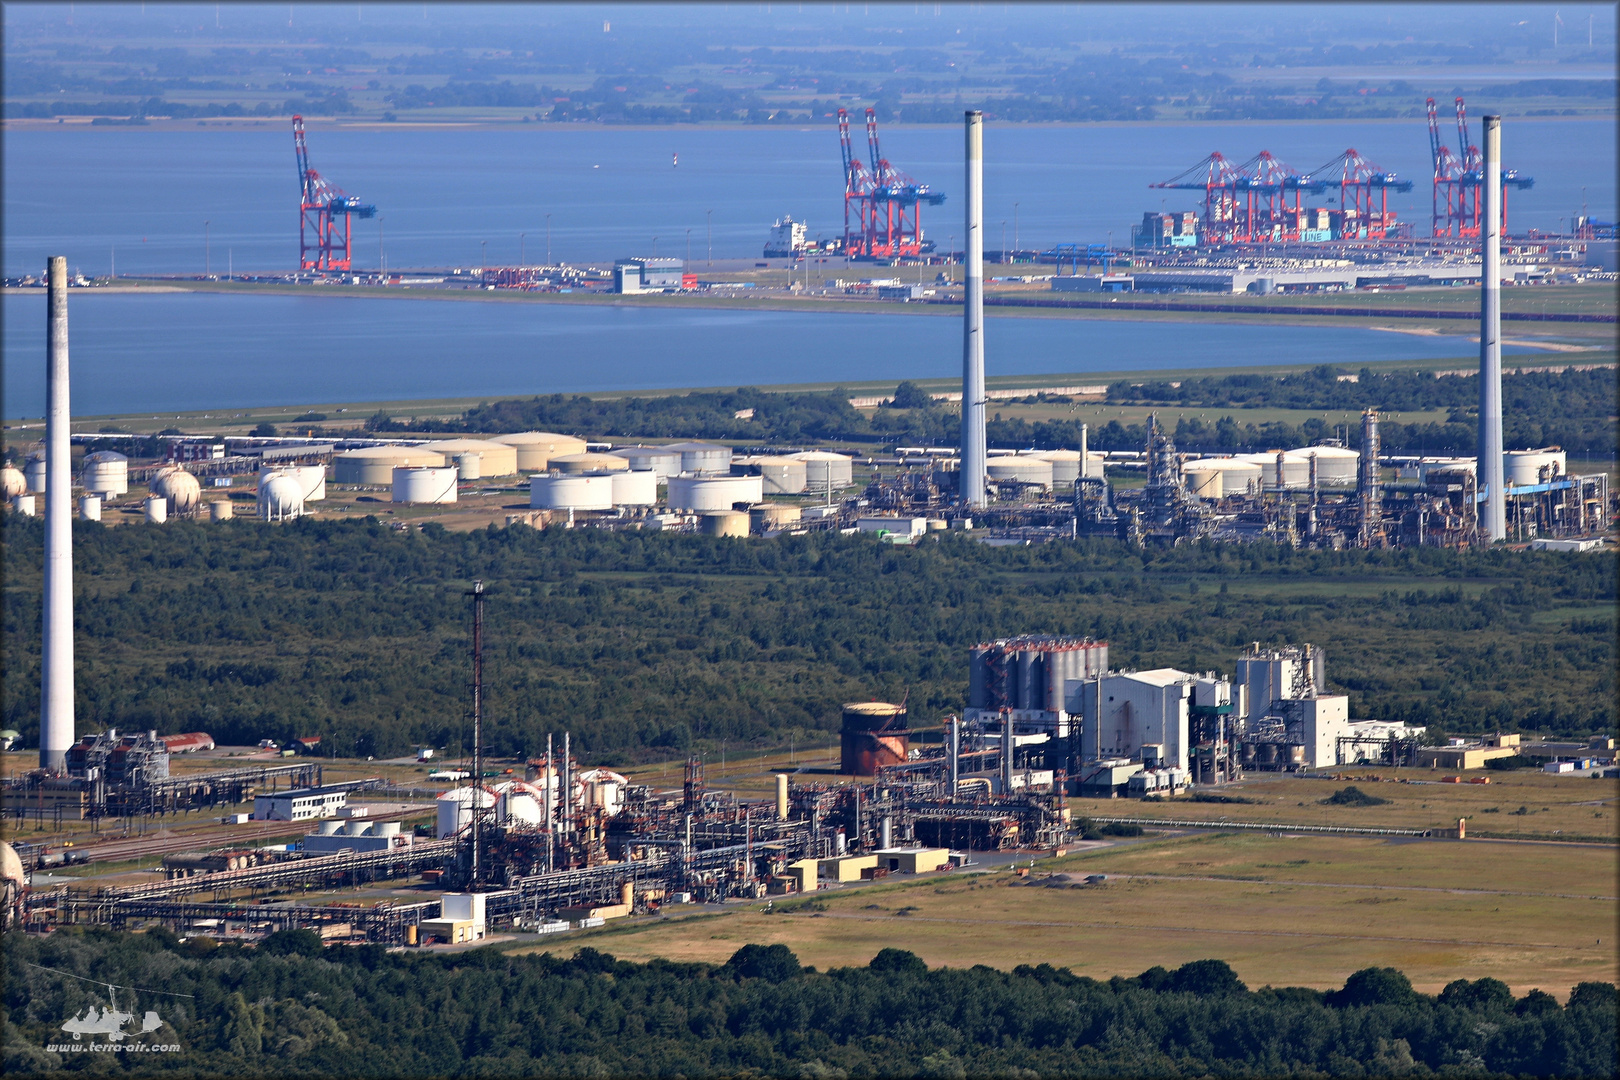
491,432,588,472
735,455,808,495
422,439,518,477
667,474,764,512
392,466,458,504
0,466,25,499
24,456,47,494
549,452,630,475
81,451,129,496
987,457,1054,487
663,441,733,475
151,466,203,512
607,468,657,507
530,474,613,510
259,471,306,520
791,451,854,491
1288,446,1358,485
610,446,683,479
1504,449,1566,486
333,445,447,485
1034,449,1082,485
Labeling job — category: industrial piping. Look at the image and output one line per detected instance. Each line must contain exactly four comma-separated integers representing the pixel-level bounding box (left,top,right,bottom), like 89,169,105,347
960,111,987,508
41,256,75,771
1477,115,1505,542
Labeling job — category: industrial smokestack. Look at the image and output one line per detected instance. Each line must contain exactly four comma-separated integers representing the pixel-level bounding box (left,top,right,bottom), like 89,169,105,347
960,111,987,507
41,256,75,772
1478,115,1506,542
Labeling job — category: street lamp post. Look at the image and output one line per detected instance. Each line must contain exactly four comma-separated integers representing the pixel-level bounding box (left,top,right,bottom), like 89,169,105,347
1014,201,1020,257
480,239,487,274
204,220,211,276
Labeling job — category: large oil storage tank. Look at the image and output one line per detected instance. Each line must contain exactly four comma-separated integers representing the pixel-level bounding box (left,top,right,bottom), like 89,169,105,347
667,474,763,511
608,468,657,507
333,445,446,485
610,446,682,479
530,474,613,510
151,466,203,514
421,439,517,478
791,450,854,492
258,471,306,521
491,431,588,472
987,456,1054,487
750,503,802,532
840,702,908,776
1180,458,1264,497
0,466,26,499
700,510,750,537
24,455,48,494
1239,452,1310,489
81,451,129,497
393,465,458,504
662,441,733,475
549,452,631,475
261,463,326,502
734,455,808,495
1292,445,1358,485
1504,448,1566,486
1032,449,1082,486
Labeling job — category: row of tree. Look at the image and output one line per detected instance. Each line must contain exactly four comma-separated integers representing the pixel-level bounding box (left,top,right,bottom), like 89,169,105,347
4,931,1613,1077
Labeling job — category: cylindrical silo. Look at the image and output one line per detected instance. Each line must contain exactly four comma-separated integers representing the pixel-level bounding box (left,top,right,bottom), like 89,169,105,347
1294,446,1358,485
607,468,657,507
144,495,168,523
80,451,129,497
987,457,1054,489
151,466,202,514
610,446,682,479
24,456,47,494
663,441,733,475
453,452,482,481
491,431,588,472
209,499,234,522
792,451,854,493
549,452,630,475
968,645,989,709
840,702,908,776
78,495,101,521
333,445,447,485
749,503,802,532
530,474,613,510
735,455,809,495
1035,449,1082,486
1240,452,1309,489
700,510,750,538
1504,449,1566,486
1181,464,1225,500
422,439,517,478
392,466,458,504
666,474,763,511
1017,648,1042,711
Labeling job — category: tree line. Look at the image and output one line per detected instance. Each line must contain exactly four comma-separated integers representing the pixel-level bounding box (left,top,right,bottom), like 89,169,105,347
4,930,1613,1077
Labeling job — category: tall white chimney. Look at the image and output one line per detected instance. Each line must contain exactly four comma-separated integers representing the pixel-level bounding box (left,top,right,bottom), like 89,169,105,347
1478,116,1505,542
41,256,76,771
960,110,987,507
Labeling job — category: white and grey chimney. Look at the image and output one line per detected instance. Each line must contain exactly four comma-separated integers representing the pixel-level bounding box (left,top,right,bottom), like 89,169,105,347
41,256,76,771
1477,115,1505,542
960,110,988,507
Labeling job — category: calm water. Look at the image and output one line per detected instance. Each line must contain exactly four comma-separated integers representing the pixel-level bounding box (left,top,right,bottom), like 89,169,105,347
2,291,1522,418
4,119,1614,277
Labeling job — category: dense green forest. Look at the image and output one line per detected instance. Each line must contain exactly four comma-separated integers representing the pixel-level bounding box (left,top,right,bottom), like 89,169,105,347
4,930,1614,1078
2,518,1613,762
365,366,1617,456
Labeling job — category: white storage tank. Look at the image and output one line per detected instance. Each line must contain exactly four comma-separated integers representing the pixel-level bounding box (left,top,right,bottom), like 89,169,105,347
261,463,326,502
735,455,809,495
750,503,803,532
1239,452,1309,489
0,466,27,499
667,474,764,511
259,471,306,521
1291,445,1358,485
453,452,482,481
393,465,458,504
151,466,203,513
549,452,630,475
491,431,588,472
78,495,102,521
987,457,1054,488
12,494,36,516
608,468,657,507
1418,457,1476,483
701,510,751,538
1180,464,1225,500
209,499,234,522
421,439,517,478
81,451,129,497
24,456,48,494
610,446,683,479
530,474,614,510
1504,448,1566,486
791,450,854,492
1180,459,1264,497
1034,449,1082,485
333,445,447,485
144,495,168,523
663,441,733,475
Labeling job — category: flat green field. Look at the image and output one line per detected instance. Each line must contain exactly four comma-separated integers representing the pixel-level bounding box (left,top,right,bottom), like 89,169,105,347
523,832,1619,997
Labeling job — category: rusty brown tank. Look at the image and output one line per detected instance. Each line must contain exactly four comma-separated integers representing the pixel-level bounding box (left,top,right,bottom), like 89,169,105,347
840,702,909,776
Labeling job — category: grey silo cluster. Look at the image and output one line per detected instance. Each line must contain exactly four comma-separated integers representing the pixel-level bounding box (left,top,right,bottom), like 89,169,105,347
967,636,1110,713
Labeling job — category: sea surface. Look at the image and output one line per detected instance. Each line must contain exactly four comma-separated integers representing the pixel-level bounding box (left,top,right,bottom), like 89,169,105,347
4,118,1614,278
1,291,1525,418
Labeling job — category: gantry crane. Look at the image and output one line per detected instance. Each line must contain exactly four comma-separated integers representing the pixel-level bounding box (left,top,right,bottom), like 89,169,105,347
1427,97,1533,239
1303,148,1413,240
293,115,376,272
837,107,944,260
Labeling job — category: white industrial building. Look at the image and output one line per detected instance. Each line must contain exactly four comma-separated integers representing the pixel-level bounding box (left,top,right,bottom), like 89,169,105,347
1077,668,1200,772
302,819,411,854
254,785,351,822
